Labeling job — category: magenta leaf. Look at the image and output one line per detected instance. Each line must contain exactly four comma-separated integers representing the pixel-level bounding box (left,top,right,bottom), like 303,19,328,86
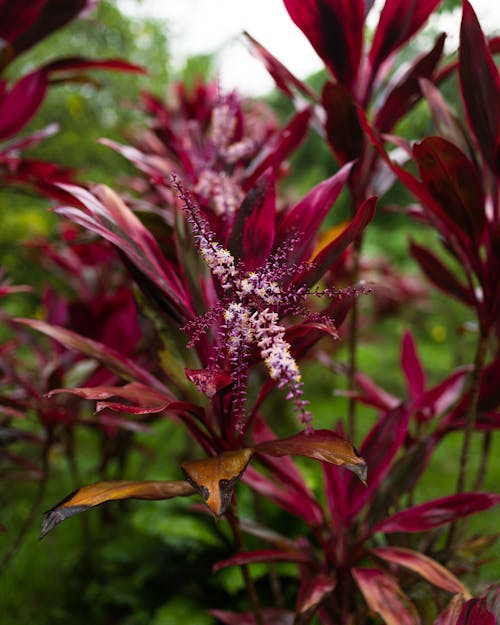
435,595,467,625
276,162,353,265
348,404,411,519
322,82,364,163
352,567,420,625
44,56,145,75
459,0,500,173
283,0,365,89
373,493,500,533
410,240,474,307
243,31,317,101
213,549,311,572
413,137,486,244
369,0,442,82
401,331,426,402
230,169,276,271
457,598,496,625
375,33,446,133
300,196,377,287
0,71,47,140
296,574,336,613
210,609,294,625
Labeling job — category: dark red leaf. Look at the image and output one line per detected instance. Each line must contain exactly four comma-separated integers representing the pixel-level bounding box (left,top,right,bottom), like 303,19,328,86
435,595,467,625
300,196,377,287
322,81,364,163
243,31,317,101
296,574,336,613
413,137,486,244
210,609,294,625
283,0,365,89
375,33,446,133
373,492,500,533
213,549,311,572
238,169,276,270
0,71,47,140
401,331,426,401
459,0,500,173
244,108,311,189
352,567,420,625
347,404,410,519
276,162,353,266
44,56,145,75
410,240,474,307
369,0,442,82
457,598,496,625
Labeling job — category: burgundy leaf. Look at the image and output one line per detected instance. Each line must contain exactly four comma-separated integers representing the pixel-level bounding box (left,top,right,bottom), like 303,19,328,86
243,466,324,527
410,240,474,307
213,549,311,572
375,33,446,133
0,71,48,140
238,169,276,270
372,546,469,595
44,56,145,75
401,330,426,401
457,598,496,625
184,368,233,398
276,162,353,265
300,196,377,287
322,81,364,163
354,372,400,412
210,609,294,625
348,404,410,519
373,493,500,533
352,567,420,625
416,367,469,420
15,318,167,393
243,31,317,101
459,0,500,173
369,0,442,82
244,108,311,189
435,595,466,625
296,574,336,613
283,0,365,89
413,137,485,244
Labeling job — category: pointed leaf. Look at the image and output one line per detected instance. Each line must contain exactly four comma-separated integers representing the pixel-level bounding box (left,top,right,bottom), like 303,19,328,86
276,162,353,265
296,574,336,614
413,137,485,243
181,449,254,517
301,196,377,287
210,609,294,625
375,33,446,133
410,241,474,307
0,71,47,140
213,549,311,572
457,598,496,625
369,0,442,81
352,567,421,625
372,546,469,596
435,595,467,625
15,318,167,392
401,331,426,401
322,81,364,163
373,492,500,533
348,404,411,519
44,56,145,75
243,31,317,101
459,0,500,173
41,480,195,538
283,0,365,89
256,429,366,484
232,169,276,271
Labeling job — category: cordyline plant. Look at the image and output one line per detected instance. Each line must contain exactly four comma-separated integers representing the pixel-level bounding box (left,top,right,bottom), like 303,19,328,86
2,1,499,624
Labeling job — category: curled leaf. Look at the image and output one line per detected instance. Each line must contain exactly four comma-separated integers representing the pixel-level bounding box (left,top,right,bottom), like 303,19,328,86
41,480,195,538
181,449,254,517
256,429,367,485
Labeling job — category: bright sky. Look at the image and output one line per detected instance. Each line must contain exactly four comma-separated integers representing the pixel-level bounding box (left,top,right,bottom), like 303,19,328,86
119,0,499,95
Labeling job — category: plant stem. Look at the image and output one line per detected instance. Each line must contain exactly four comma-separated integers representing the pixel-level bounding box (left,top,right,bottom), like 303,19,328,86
446,331,488,548
228,502,264,625
347,235,363,442
0,435,51,575
473,431,492,491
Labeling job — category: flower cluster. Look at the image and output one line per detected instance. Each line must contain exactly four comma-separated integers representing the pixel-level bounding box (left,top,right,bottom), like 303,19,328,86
175,180,347,432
